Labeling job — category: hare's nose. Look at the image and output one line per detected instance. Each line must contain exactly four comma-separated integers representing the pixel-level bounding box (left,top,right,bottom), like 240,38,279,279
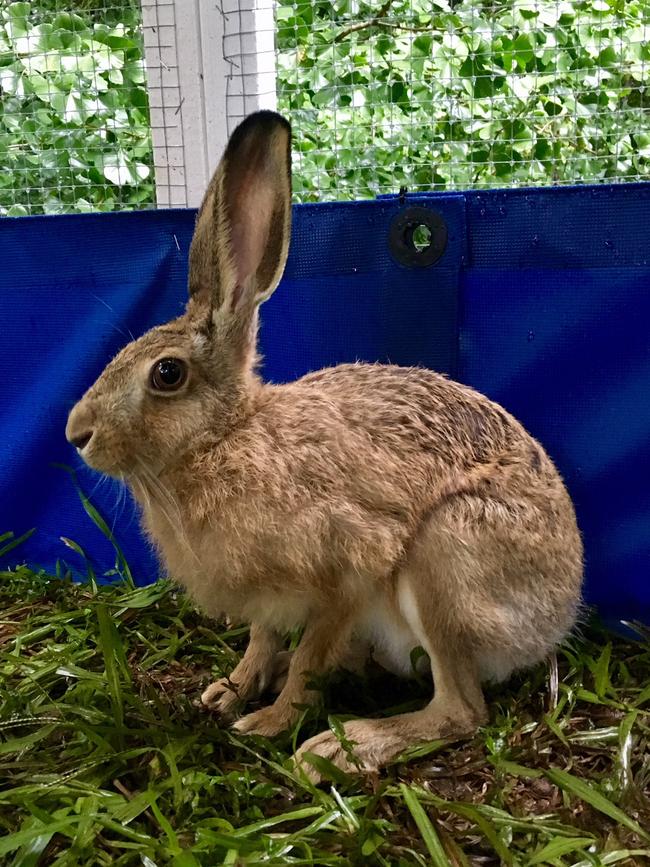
66,402,95,451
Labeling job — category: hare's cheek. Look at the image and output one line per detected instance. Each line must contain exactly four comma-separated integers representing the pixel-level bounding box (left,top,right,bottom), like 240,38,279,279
122,381,147,416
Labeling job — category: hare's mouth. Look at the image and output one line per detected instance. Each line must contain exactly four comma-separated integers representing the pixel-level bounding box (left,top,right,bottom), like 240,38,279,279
74,433,95,461
72,433,92,452
77,438,122,478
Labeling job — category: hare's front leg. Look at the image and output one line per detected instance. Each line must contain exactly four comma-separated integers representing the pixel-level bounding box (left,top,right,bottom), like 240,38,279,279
233,609,354,737
202,623,283,720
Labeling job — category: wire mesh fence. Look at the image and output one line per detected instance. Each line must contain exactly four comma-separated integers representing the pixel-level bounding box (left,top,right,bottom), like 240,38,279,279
0,0,153,216
140,0,276,209
276,0,650,201
1,1,648,214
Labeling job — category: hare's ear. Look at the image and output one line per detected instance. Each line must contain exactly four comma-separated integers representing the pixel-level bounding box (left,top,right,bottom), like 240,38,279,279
188,111,291,318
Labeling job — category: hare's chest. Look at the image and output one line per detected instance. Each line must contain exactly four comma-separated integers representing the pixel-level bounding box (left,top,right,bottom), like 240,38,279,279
180,568,311,632
181,570,311,629
155,515,312,627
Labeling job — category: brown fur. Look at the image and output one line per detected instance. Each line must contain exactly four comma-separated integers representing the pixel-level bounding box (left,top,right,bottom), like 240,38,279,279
66,111,583,779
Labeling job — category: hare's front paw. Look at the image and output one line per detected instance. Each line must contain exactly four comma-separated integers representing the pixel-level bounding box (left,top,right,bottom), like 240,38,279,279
201,677,243,720
231,702,297,737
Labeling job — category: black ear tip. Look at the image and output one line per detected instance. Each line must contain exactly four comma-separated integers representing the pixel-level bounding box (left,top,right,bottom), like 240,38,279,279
228,111,291,152
247,110,291,131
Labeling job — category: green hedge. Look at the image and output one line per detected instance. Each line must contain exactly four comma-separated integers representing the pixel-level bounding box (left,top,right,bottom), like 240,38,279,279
1,1,648,213
276,0,650,200
0,1,153,215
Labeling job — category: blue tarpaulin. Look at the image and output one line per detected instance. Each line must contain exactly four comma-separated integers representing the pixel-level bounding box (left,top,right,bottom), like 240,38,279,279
1,183,649,621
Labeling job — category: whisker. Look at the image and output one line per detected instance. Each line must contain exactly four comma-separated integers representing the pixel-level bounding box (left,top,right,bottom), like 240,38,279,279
88,292,136,342
85,471,109,502
134,459,200,566
117,478,139,532
110,478,129,534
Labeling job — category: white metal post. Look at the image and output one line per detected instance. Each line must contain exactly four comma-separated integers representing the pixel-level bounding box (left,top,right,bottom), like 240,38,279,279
141,0,277,209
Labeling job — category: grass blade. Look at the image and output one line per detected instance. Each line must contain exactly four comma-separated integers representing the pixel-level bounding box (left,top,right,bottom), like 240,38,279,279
570,851,650,867
58,464,135,587
95,601,126,733
0,528,36,559
0,817,79,856
592,642,612,698
546,768,650,841
8,818,55,867
438,801,514,865
527,836,594,865
400,784,451,867
297,751,355,787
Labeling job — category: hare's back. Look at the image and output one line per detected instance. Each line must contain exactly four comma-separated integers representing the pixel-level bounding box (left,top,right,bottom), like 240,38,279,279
292,363,527,463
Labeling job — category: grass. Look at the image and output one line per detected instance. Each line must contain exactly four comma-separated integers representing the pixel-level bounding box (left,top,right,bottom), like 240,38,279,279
0,560,649,866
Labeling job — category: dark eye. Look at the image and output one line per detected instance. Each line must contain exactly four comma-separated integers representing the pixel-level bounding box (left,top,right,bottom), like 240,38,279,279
150,358,188,392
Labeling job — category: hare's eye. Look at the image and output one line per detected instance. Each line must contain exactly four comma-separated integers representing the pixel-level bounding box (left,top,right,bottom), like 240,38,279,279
150,358,188,392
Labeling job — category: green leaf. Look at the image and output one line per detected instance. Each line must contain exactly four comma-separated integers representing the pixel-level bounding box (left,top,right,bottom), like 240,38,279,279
488,757,543,779
394,738,448,763
634,682,650,706
172,852,201,867
592,642,612,697
10,823,54,867
4,4,30,41
5,2,31,20
59,466,135,586
297,751,354,787
571,852,650,867
51,12,88,34
0,817,79,856
431,799,514,865
0,725,58,756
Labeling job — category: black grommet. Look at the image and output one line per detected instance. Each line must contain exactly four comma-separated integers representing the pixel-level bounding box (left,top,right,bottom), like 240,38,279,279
388,206,448,268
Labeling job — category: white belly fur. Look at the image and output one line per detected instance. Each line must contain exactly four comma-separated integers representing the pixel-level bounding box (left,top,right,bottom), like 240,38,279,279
356,593,427,677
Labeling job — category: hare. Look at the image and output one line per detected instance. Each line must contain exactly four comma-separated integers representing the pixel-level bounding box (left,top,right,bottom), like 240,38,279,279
66,111,583,777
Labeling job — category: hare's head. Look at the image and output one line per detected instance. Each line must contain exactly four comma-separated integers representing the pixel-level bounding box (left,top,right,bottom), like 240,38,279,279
66,111,291,479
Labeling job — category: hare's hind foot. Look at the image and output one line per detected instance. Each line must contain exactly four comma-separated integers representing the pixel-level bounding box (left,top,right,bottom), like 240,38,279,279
295,700,484,781
295,611,487,781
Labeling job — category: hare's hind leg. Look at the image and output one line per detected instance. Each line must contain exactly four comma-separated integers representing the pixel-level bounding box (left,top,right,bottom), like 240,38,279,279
295,577,486,778
296,490,580,778
296,507,490,777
